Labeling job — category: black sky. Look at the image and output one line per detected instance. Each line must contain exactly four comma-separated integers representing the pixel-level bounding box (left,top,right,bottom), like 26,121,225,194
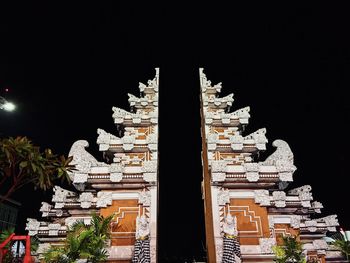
1,2,350,261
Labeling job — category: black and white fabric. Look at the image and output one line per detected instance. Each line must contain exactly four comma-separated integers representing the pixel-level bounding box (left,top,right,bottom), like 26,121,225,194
132,239,151,263
222,236,242,263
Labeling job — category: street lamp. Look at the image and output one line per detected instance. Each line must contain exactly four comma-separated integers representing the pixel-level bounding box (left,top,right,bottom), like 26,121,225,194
0,96,16,112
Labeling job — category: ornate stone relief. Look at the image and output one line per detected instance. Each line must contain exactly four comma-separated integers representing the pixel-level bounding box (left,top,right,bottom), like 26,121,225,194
96,192,113,208
290,215,301,228
230,134,244,150
313,239,328,250
305,220,318,232
109,163,123,182
312,201,323,213
143,172,157,182
261,139,297,182
143,161,157,173
272,191,286,207
262,139,293,166
207,133,218,151
222,213,238,236
96,128,119,151
244,128,268,145
122,135,135,151
254,190,271,206
288,185,313,207
79,192,94,208
319,215,339,231
139,190,151,206
40,202,52,217
48,223,61,236
217,189,230,206
244,163,260,182
135,215,150,240
259,238,276,254
52,186,76,209
25,218,41,236
232,106,250,119
211,160,227,173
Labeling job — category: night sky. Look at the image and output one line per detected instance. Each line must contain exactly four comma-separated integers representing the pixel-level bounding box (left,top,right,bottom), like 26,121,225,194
1,2,350,261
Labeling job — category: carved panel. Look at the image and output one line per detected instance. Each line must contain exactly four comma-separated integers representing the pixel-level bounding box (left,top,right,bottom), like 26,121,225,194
228,198,270,245
274,224,300,245
100,199,140,247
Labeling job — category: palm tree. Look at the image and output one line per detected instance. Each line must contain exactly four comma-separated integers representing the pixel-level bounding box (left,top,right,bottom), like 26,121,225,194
44,213,114,263
324,230,350,261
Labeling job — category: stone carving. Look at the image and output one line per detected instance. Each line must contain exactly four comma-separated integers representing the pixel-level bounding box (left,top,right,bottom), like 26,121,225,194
254,190,271,206
40,202,52,217
127,93,140,106
244,163,260,182
213,94,234,107
143,161,157,173
259,238,276,254
312,201,323,213
68,140,105,172
230,134,244,150
109,163,123,182
25,218,41,236
211,160,227,173
263,139,293,165
212,172,226,182
48,223,61,236
139,190,151,206
288,185,312,196
96,128,119,151
55,210,63,217
215,243,224,263
68,140,106,187
136,215,150,240
232,106,250,119
143,172,157,182
272,191,286,207
217,189,230,206
52,186,76,209
288,185,313,207
313,239,328,250
244,128,268,144
268,215,275,229
319,215,339,231
138,82,147,92
290,215,301,228
262,139,297,181
73,173,88,184
122,135,135,151
146,133,157,144
112,106,137,124
223,213,238,236
96,191,113,208
207,133,219,149
79,192,94,208
305,220,318,232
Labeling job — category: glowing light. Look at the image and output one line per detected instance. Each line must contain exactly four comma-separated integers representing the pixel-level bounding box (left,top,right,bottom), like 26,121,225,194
3,102,16,111
0,96,16,112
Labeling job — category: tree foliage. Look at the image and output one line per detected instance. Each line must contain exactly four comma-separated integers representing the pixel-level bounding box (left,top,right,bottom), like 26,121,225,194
272,235,306,263
330,231,350,260
0,136,74,203
43,213,114,263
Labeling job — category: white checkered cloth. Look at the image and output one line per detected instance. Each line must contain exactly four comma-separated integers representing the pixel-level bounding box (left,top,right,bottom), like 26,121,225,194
132,239,151,263
221,236,242,263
